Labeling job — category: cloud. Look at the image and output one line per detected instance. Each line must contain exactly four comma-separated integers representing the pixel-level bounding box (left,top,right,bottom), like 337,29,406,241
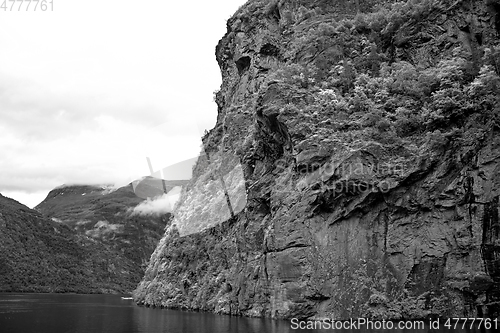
0,109,205,193
0,0,246,208
131,186,183,216
0,74,172,141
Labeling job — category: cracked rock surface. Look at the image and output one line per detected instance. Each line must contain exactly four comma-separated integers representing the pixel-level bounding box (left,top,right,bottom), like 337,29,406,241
134,0,500,319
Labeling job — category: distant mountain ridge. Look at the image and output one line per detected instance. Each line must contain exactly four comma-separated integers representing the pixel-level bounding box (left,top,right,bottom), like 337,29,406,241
35,178,188,278
0,177,188,293
0,193,135,293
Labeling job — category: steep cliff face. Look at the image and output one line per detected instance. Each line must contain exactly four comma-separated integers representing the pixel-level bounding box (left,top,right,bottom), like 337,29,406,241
134,0,500,319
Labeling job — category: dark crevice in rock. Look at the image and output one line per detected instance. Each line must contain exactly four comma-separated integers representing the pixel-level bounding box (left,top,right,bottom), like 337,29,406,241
263,255,269,280
399,159,438,188
475,33,483,46
266,2,281,24
459,25,471,34
235,56,251,75
312,189,337,214
258,112,287,141
265,243,311,254
258,67,270,74
251,195,271,215
461,174,476,237
383,210,389,253
480,196,500,317
462,175,476,204
260,43,280,57
489,2,500,36
306,292,330,301
255,110,293,161
481,196,500,281
182,279,190,292
312,183,385,217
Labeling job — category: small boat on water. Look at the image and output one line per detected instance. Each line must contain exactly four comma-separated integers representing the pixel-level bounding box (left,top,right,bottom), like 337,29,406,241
121,297,133,300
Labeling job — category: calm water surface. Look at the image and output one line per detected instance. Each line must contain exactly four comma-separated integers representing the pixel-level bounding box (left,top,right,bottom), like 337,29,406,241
0,293,495,333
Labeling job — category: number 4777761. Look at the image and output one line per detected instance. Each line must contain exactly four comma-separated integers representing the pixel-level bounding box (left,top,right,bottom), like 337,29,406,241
1,0,54,11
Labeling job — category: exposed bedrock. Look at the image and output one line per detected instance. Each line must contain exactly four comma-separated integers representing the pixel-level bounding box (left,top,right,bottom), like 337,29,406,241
135,0,500,320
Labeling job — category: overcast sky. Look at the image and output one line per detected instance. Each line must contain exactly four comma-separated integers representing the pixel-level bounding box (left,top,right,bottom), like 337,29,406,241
0,0,246,208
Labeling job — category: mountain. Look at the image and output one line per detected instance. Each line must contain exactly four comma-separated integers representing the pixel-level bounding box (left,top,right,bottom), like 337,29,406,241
0,177,187,294
134,0,500,320
0,193,136,293
34,178,188,290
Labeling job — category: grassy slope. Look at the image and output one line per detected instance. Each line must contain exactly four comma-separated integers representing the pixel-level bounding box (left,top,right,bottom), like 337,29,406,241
0,194,135,293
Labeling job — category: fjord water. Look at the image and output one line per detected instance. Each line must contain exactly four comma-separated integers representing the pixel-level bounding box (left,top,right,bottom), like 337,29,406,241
0,294,494,333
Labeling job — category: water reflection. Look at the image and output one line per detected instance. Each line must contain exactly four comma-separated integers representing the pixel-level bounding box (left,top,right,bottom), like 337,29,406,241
0,294,139,333
132,305,294,333
0,293,497,333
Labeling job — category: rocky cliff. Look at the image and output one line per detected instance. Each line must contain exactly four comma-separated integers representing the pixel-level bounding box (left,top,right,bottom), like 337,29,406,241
134,0,500,320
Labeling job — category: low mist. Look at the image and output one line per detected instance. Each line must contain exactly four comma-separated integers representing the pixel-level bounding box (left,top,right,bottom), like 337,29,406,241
131,186,182,216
